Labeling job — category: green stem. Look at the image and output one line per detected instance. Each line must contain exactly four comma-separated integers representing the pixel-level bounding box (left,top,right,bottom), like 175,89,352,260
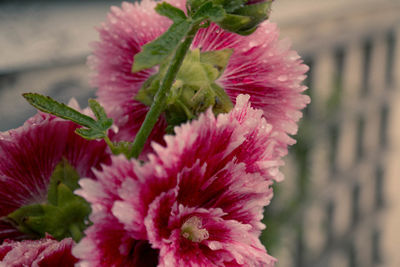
104,135,115,150
129,24,199,158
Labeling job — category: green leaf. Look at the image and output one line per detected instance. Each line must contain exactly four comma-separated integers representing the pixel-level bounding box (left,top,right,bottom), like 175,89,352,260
23,93,113,141
187,0,209,12
155,2,187,22
192,1,226,22
23,93,97,128
75,128,106,140
88,99,113,129
132,19,192,72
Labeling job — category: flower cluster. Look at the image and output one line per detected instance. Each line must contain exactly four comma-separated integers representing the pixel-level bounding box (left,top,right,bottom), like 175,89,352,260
73,95,280,266
0,0,309,266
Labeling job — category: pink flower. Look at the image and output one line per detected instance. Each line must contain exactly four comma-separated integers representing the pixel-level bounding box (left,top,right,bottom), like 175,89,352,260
74,95,279,266
0,236,77,266
91,0,309,153
0,105,110,241
72,156,159,266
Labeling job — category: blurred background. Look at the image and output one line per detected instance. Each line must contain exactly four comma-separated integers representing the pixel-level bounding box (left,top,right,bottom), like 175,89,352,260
0,0,399,266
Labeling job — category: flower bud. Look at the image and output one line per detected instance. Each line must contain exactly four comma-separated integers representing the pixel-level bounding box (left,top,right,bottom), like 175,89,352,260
218,0,274,35
188,0,274,35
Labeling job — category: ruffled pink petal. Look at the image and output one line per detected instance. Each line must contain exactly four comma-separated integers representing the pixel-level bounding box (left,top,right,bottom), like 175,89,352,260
72,211,158,267
149,94,284,181
74,156,160,266
146,199,276,267
194,22,310,140
76,95,279,265
0,237,77,266
0,113,69,215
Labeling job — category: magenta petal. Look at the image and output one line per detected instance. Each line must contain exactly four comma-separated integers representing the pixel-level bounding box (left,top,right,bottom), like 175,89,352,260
195,22,310,138
0,220,31,242
0,114,69,215
77,96,279,265
74,156,159,266
147,203,276,267
72,211,158,267
91,0,309,152
0,111,110,242
90,0,176,151
0,237,77,266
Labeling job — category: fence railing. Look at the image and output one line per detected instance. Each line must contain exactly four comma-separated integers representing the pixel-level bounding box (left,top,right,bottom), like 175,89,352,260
267,1,400,266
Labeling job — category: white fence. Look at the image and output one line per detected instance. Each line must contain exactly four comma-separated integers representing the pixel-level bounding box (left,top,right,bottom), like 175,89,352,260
270,1,400,266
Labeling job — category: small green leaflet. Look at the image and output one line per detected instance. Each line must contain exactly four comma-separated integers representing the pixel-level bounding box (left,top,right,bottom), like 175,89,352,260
155,2,187,22
132,3,191,72
88,99,113,130
132,19,191,72
23,93,112,140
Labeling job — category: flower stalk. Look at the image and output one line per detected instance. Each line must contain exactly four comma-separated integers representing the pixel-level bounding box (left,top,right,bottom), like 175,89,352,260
129,24,200,158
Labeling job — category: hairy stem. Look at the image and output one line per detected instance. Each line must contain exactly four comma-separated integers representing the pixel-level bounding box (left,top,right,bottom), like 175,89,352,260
129,24,199,158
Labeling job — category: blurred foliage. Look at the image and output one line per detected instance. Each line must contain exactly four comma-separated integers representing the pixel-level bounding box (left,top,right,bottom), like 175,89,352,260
260,117,313,255
260,53,345,262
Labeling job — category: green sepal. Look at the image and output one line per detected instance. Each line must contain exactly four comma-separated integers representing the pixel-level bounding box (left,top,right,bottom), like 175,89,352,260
132,19,192,72
216,13,251,33
189,0,244,14
200,49,233,76
47,159,80,206
136,48,233,131
213,0,245,13
232,1,273,35
6,160,91,242
7,204,45,236
211,83,234,114
155,2,187,22
8,187,91,242
135,74,161,106
192,1,226,23
109,141,133,158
